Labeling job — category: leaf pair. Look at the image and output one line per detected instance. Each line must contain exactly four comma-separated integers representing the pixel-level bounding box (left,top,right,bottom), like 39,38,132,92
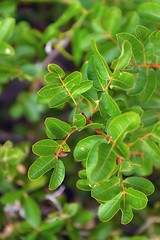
28,118,72,190
39,64,92,108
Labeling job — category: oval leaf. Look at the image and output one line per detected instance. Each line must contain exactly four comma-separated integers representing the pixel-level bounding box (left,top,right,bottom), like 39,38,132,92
98,192,123,222
49,160,65,190
126,187,148,210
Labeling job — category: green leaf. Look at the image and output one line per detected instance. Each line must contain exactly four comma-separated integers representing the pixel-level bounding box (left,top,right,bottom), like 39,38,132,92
73,114,86,129
91,38,112,91
28,156,57,180
117,33,145,64
45,118,72,139
87,142,117,185
0,190,23,204
107,112,141,142
149,31,160,56
76,179,92,191
111,71,135,90
141,138,160,167
136,25,151,46
32,139,59,156
91,177,121,202
71,80,93,95
99,92,121,118
121,203,133,225
0,41,15,56
78,169,87,179
138,2,160,23
128,68,147,95
38,85,62,98
126,188,148,210
140,68,157,103
98,192,123,222
49,160,65,190
23,196,41,228
0,18,15,41
49,89,70,108
48,64,65,78
124,177,155,196
63,203,80,217
39,218,64,232
64,71,82,89
45,72,60,83
73,135,104,161
103,6,122,36
111,41,132,70
151,121,160,144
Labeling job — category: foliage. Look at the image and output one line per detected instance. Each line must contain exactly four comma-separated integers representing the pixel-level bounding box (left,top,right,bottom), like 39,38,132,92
0,0,160,239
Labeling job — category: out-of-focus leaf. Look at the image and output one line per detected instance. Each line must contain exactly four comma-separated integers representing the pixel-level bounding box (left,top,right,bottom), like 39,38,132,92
23,196,41,228
0,41,15,56
0,18,15,41
138,2,160,23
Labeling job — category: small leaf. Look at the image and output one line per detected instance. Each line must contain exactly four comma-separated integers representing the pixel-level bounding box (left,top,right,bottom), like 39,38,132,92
32,139,59,156
141,68,157,103
64,71,82,88
0,18,15,41
103,6,122,36
48,64,65,78
76,179,92,191
111,40,132,70
87,142,117,185
124,177,155,196
107,112,141,142
141,138,160,167
73,135,104,161
71,80,93,95
91,176,121,202
91,38,112,90
63,203,80,217
151,121,160,144
99,92,121,118
28,156,57,180
126,187,148,210
45,117,72,139
38,85,62,98
49,89,70,108
23,196,41,228
0,41,15,56
73,114,86,129
98,192,123,222
138,2,160,23
121,203,133,225
117,33,145,64
111,71,135,90
49,160,65,190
